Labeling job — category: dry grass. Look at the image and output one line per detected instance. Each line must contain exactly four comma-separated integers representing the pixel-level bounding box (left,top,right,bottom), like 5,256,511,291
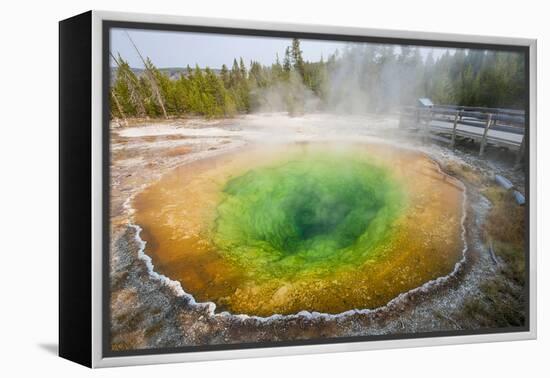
482,186,525,246
493,241,526,287
460,184,526,328
462,276,526,327
482,186,526,287
444,161,486,186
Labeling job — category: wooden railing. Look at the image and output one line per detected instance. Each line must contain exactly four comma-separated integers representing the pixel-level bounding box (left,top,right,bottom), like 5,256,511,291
400,104,526,163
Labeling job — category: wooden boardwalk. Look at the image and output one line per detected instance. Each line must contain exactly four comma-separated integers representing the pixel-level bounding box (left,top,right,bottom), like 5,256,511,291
400,104,526,162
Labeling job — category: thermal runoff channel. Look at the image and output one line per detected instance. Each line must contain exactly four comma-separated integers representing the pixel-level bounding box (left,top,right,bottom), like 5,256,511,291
133,143,465,316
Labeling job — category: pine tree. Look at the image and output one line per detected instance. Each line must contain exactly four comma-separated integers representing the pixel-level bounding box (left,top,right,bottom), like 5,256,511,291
220,64,230,88
143,57,168,118
239,57,247,81
230,59,241,87
272,53,284,82
290,38,305,80
283,47,292,73
111,53,147,118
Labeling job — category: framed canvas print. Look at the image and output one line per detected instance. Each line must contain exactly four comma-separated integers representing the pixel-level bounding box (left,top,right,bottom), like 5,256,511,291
59,10,537,368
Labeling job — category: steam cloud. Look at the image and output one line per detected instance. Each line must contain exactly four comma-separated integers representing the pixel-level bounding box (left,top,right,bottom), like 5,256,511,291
250,43,430,116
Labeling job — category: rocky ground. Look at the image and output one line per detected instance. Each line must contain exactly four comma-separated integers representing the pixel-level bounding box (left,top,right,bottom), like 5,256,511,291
108,113,527,352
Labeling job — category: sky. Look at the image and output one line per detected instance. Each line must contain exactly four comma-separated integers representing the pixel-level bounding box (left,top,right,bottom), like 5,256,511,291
110,28,450,69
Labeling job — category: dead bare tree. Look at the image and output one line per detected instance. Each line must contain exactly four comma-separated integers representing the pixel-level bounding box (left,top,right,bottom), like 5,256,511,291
125,31,168,119
110,89,128,126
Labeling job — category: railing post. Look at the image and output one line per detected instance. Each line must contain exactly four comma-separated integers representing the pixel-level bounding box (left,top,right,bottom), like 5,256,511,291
423,108,431,143
515,135,525,168
451,110,459,148
479,113,493,157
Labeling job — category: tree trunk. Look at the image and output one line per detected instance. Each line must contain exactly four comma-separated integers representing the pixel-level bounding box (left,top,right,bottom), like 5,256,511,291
125,32,168,119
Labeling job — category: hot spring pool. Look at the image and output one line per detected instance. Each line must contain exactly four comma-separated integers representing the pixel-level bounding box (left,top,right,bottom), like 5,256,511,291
134,143,465,316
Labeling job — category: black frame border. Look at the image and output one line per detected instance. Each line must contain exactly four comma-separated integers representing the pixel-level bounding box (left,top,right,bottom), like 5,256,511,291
101,19,531,359
59,11,93,367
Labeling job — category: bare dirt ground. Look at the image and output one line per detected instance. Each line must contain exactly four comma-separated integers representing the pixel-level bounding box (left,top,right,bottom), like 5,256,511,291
108,113,526,352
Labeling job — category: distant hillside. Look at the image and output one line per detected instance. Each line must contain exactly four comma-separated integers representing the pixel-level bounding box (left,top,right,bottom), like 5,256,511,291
110,66,222,81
